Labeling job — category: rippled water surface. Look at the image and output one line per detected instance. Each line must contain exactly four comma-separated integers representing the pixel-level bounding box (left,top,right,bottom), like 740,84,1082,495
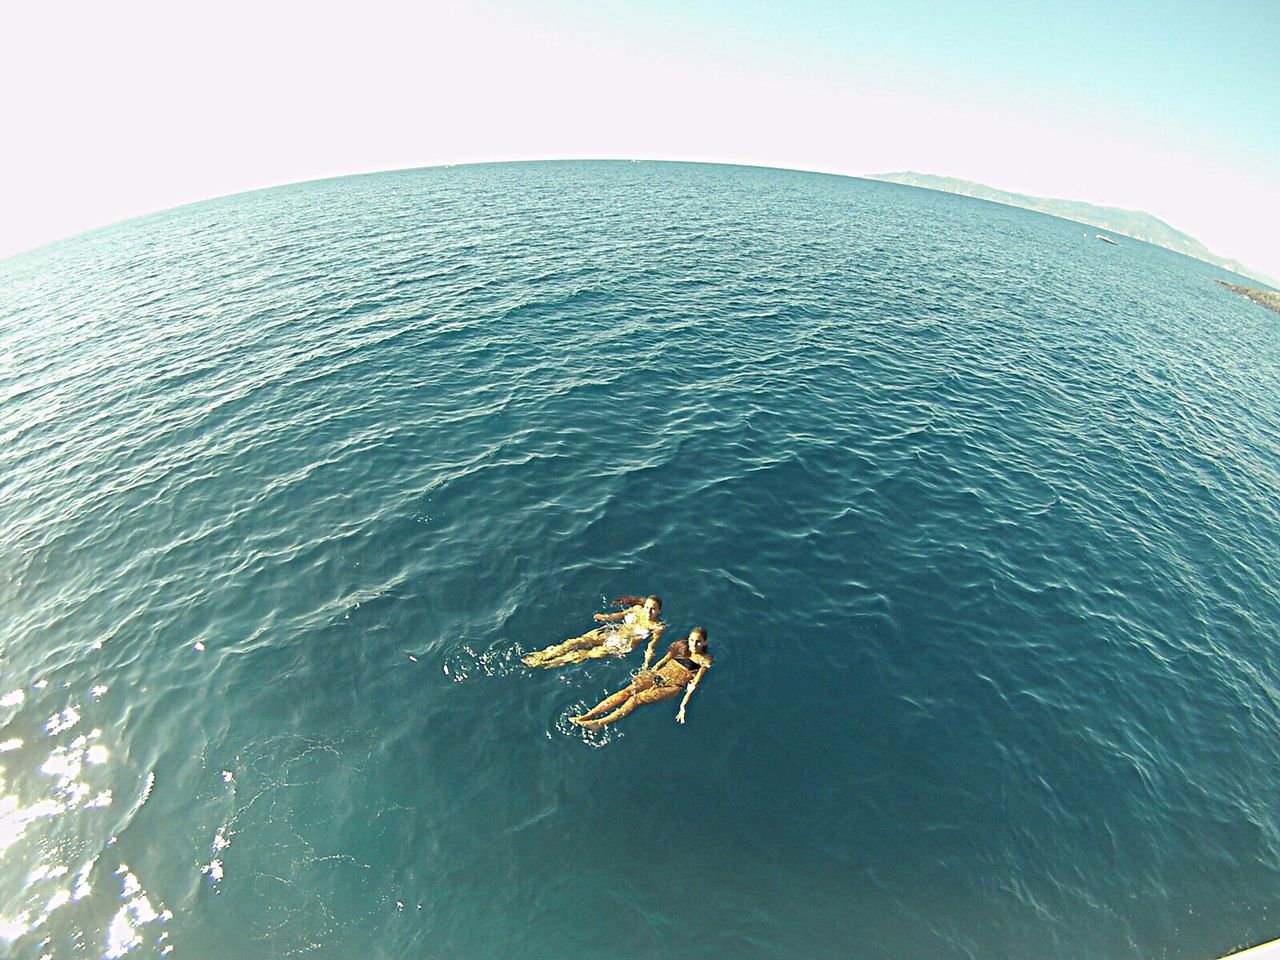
2,161,1279,959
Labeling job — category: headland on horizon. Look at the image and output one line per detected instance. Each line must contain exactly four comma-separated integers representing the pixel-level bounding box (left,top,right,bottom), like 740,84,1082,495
1218,281,1280,316
868,171,1278,289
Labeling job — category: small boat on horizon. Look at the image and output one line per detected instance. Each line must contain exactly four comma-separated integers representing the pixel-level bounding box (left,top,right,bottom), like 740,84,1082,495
1096,234,1119,246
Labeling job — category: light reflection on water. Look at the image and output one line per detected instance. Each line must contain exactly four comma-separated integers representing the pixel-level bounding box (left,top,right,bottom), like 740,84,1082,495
105,867,172,958
0,681,171,957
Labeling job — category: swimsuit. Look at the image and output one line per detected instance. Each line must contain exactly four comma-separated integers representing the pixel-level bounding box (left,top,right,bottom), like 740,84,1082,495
601,608,656,654
603,631,632,654
651,657,696,689
622,611,651,639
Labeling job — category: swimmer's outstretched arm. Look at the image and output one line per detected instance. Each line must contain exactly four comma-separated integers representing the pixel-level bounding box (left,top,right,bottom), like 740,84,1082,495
675,661,710,725
641,623,667,670
593,609,628,623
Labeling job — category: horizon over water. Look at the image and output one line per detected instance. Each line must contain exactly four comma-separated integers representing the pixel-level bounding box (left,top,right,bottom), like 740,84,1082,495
2,160,1279,959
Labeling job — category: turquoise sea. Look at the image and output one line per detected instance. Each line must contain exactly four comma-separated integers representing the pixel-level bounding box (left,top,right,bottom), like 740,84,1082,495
2,161,1279,959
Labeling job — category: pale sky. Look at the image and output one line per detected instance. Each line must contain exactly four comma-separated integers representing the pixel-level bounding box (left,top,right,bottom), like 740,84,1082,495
2,0,1277,277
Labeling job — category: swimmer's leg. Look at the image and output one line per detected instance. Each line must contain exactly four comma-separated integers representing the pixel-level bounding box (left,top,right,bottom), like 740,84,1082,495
573,674,654,722
571,688,631,723
577,641,636,662
573,696,637,729
528,640,617,669
634,685,681,706
522,629,608,667
576,685,678,729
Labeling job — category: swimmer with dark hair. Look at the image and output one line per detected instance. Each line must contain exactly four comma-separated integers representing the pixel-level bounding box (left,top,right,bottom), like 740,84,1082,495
571,627,711,727
522,595,664,668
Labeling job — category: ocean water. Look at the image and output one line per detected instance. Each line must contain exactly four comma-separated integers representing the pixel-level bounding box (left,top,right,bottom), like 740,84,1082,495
1,160,1279,960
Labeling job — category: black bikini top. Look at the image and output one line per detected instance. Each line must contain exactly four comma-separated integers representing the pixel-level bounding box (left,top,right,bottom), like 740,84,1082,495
668,639,707,674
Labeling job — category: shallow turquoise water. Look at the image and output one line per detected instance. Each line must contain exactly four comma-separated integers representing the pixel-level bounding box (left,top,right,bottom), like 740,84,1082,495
2,161,1279,959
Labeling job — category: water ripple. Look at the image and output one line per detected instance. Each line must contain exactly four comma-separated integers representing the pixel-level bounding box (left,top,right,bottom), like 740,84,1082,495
1,161,1279,959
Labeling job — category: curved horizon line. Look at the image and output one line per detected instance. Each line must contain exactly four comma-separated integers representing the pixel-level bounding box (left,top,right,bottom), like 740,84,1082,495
4,158,1274,289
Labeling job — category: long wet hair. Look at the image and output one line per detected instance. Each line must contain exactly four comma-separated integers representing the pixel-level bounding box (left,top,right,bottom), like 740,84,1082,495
612,595,661,614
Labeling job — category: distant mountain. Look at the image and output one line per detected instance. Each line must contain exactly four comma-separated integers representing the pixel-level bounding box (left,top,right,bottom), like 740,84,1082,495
867,172,1277,288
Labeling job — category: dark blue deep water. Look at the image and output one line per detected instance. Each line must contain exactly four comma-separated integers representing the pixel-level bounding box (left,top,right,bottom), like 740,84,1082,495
2,161,1279,959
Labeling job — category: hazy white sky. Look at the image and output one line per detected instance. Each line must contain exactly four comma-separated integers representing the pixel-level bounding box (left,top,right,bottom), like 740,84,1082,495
3,0,1277,276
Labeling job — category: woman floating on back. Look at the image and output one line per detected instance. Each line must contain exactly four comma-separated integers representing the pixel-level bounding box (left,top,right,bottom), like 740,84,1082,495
571,627,712,728
522,595,665,668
